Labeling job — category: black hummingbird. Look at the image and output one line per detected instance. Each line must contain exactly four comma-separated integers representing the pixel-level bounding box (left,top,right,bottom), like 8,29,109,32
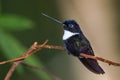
42,13,105,74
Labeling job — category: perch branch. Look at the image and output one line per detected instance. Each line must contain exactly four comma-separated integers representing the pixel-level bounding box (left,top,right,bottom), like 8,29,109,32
80,54,120,66
0,40,119,80
4,40,48,80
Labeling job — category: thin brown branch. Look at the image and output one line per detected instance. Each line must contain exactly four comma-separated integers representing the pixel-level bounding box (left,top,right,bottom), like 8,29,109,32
4,61,22,80
4,41,48,80
0,40,119,80
0,44,64,65
80,53,120,66
42,45,65,50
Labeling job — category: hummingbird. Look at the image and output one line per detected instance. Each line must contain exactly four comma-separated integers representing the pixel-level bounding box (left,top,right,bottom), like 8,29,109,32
42,13,105,74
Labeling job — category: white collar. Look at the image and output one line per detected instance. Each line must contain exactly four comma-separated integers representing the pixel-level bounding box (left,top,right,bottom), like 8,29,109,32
63,30,79,40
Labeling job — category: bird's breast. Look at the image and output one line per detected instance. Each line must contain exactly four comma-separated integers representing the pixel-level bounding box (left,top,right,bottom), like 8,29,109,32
63,30,79,40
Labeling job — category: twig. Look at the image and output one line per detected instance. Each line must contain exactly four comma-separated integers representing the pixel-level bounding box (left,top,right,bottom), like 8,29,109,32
42,45,65,50
80,53,120,66
0,44,65,65
0,40,119,80
4,61,22,80
4,41,48,80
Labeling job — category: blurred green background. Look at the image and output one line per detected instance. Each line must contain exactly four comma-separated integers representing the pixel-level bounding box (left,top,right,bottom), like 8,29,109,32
0,0,120,80
0,0,64,80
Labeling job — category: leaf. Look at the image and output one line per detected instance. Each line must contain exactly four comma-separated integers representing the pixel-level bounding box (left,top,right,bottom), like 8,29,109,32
0,14,34,31
0,29,26,74
0,30,53,80
32,68,53,80
0,30,26,59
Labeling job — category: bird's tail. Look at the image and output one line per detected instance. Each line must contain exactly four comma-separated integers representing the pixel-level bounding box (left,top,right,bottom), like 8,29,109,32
79,57,105,74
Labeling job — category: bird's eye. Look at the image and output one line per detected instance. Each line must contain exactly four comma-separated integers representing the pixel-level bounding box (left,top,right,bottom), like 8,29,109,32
69,24,74,28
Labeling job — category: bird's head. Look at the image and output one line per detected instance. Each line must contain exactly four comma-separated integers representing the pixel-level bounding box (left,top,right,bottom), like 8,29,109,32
42,13,81,33
63,20,81,33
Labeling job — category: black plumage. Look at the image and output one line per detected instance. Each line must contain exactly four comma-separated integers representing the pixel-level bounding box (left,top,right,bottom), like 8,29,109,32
63,20,105,74
42,13,105,74
63,34,105,74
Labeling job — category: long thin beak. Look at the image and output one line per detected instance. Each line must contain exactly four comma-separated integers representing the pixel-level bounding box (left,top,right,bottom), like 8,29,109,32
41,13,64,26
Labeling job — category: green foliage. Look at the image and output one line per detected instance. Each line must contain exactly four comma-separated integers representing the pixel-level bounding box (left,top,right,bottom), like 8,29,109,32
0,14,53,80
0,30,25,74
0,14,33,31
0,30,26,58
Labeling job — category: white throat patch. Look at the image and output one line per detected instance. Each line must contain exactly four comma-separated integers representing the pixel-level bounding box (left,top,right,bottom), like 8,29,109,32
63,30,79,40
